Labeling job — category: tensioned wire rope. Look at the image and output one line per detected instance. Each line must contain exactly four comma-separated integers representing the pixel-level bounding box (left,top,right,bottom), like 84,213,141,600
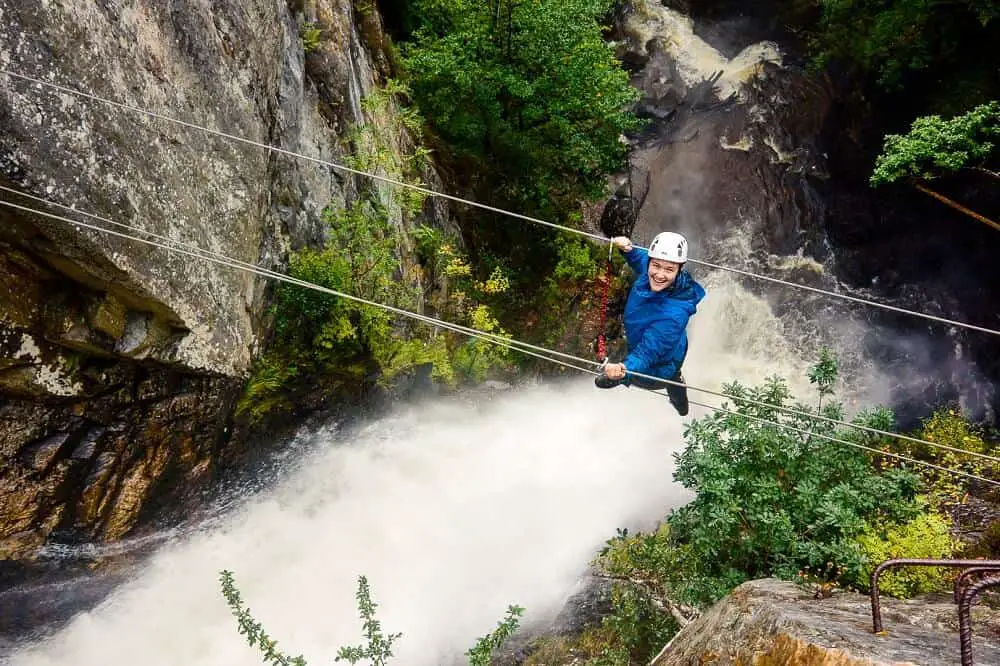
3,189,999,481
2,68,999,338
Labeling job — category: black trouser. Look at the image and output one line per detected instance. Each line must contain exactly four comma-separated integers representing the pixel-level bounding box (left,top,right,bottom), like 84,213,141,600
595,367,689,416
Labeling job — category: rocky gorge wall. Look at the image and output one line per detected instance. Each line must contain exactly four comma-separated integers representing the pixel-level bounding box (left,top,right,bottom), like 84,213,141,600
0,0,432,559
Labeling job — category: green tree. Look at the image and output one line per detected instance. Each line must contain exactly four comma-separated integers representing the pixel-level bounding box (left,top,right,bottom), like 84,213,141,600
402,0,640,215
807,0,999,91
871,101,999,231
589,356,937,658
871,101,1000,185
667,377,921,603
598,354,924,609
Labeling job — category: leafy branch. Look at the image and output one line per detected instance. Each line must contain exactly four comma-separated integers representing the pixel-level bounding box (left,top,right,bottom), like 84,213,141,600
220,571,522,666
871,101,1000,231
220,570,307,666
335,576,402,665
464,605,524,666
807,347,838,410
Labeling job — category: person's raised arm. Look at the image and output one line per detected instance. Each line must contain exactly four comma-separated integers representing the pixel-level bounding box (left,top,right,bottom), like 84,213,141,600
612,236,647,275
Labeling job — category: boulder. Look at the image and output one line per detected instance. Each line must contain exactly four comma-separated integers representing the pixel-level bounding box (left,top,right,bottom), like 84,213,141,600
653,578,1000,665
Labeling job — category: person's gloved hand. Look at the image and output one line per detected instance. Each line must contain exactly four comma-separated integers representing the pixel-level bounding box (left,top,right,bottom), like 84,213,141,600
611,236,633,252
603,362,627,380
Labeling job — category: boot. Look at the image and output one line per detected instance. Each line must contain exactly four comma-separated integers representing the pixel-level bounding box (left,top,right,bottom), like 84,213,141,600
594,375,624,389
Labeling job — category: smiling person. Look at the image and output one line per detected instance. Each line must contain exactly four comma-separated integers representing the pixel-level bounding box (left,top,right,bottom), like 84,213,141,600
595,231,705,416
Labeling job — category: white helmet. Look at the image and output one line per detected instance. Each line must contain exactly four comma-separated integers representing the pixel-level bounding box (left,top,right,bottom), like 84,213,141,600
648,231,688,263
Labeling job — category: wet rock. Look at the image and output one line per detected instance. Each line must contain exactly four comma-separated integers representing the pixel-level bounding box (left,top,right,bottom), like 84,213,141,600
69,427,103,461
492,575,614,666
85,294,128,341
652,578,1000,665
19,432,76,472
78,451,121,528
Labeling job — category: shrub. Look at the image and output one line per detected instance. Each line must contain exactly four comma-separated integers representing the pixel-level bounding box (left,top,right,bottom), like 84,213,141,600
668,374,922,604
854,511,957,598
885,407,995,509
590,354,926,657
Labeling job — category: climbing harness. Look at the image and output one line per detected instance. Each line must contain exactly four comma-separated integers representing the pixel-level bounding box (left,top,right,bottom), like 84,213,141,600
594,240,614,362
2,67,998,338
3,190,1000,480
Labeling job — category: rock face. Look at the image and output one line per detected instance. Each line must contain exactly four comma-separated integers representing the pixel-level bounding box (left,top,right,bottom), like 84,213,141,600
0,0,422,558
653,578,1000,666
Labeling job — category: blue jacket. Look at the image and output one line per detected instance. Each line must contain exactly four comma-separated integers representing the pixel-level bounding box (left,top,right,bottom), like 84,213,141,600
621,247,706,380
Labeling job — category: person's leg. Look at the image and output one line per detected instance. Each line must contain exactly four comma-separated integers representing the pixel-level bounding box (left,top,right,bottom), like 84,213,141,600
629,373,687,415
665,370,689,416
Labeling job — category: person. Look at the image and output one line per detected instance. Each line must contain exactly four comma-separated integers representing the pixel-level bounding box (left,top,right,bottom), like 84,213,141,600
594,231,705,416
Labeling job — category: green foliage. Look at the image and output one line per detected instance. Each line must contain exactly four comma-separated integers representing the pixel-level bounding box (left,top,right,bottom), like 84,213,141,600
412,224,449,266
301,22,323,53
522,627,622,666
397,1,638,352
465,605,524,666
220,570,307,666
552,235,603,283
451,304,511,381
220,571,521,666
598,585,677,665
335,576,402,665
668,374,921,603
239,196,438,419
807,346,838,408
885,407,995,508
412,224,515,382
854,511,957,598
871,101,1000,185
402,0,640,214
590,354,926,656
278,197,470,386
806,0,999,90
236,353,299,424
381,335,456,385
276,199,415,363
347,80,432,219
236,78,524,418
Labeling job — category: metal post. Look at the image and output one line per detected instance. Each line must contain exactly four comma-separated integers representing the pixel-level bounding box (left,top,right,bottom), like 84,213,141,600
954,566,1000,604
958,574,1000,666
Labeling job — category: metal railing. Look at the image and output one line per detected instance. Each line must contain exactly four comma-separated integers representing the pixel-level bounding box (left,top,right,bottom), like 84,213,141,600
869,558,1000,666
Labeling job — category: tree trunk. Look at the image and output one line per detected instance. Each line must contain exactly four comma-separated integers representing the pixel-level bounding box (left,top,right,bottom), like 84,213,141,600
914,181,1000,233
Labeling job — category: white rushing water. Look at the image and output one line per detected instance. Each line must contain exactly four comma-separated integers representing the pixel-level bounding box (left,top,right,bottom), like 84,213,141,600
9,383,689,666
622,0,783,101
8,270,861,666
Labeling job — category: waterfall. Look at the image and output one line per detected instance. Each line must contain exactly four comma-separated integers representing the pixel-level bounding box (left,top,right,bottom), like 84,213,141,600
4,270,835,665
